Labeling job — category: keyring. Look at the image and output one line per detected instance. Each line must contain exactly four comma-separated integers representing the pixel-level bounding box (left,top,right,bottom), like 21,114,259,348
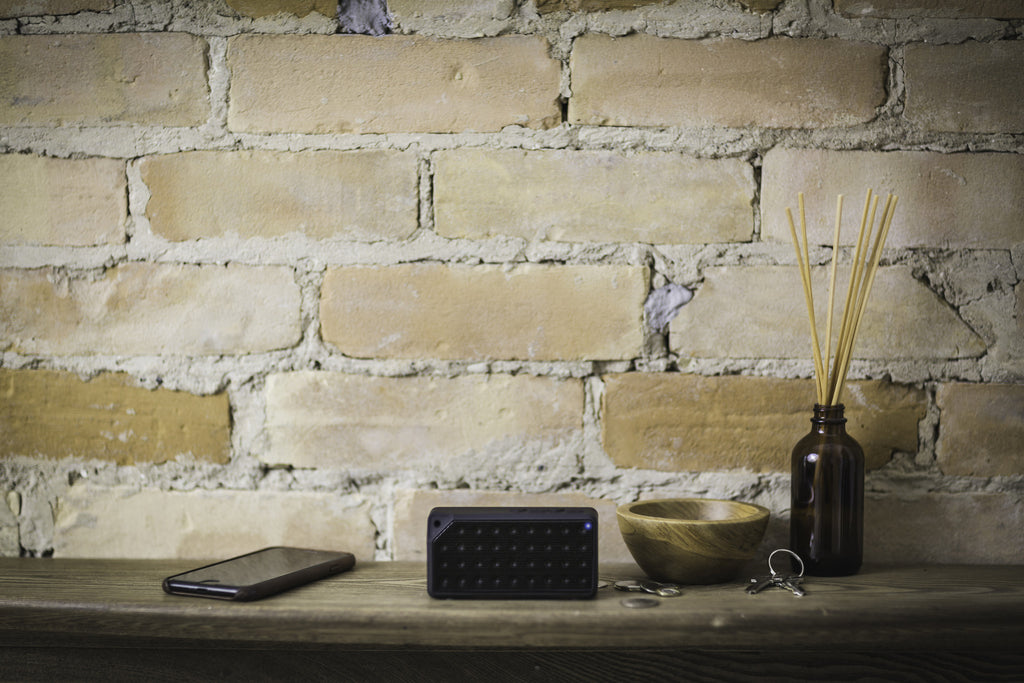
767,548,804,578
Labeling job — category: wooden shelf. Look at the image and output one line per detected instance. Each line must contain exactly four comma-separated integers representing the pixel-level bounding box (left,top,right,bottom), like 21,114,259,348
2,559,1023,680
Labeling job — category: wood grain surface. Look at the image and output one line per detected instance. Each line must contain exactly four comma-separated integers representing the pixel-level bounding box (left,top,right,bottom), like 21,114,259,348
2,559,1023,653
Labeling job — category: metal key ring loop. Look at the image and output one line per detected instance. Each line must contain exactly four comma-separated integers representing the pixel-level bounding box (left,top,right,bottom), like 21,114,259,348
768,548,805,578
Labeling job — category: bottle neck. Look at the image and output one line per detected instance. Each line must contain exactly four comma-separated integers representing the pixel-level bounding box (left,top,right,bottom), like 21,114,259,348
810,403,847,433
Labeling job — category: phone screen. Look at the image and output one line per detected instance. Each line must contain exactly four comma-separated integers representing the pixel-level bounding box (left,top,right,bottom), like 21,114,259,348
170,547,340,585
164,547,355,600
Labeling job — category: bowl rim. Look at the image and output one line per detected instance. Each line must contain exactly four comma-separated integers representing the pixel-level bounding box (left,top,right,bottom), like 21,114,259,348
616,497,770,525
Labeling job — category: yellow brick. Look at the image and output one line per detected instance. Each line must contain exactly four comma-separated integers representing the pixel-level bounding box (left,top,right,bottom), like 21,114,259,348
266,372,583,469
538,0,675,9
601,374,926,473
1015,282,1024,359
936,383,1024,477
320,264,648,361
836,0,1024,18
1,491,18,556
434,149,754,244
534,0,786,11
569,35,886,128
54,486,376,559
762,149,1024,250
670,265,985,360
0,264,301,355
0,34,208,127
0,370,229,465
904,41,1024,133
0,154,126,246
0,1,113,18
866,492,1024,564
140,150,418,241
227,34,561,134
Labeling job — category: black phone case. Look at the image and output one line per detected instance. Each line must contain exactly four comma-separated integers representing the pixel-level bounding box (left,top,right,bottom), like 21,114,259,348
427,507,599,599
162,547,355,601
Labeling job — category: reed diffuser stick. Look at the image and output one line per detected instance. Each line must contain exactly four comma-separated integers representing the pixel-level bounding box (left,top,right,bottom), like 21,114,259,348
801,194,829,403
787,190,898,407
831,195,898,405
823,193,844,404
827,189,875,405
830,195,881,405
786,202,826,405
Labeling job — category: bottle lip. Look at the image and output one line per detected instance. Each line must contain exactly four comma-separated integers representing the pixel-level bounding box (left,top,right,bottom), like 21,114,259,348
811,403,847,423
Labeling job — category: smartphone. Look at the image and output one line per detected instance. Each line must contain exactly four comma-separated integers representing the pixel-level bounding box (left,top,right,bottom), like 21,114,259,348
162,546,355,601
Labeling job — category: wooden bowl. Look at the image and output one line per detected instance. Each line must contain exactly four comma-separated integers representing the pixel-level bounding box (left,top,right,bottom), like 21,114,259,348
616,498,770,584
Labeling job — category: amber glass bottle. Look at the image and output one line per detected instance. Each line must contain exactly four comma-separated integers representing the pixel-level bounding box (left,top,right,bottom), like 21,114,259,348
790,403,864,576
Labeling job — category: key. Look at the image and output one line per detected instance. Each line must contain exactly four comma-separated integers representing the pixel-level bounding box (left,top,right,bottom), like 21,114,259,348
746,575,776,595
765,573,805,596
770,573,800,585
777,576,807,597
746,573,805,596
747,549,808,597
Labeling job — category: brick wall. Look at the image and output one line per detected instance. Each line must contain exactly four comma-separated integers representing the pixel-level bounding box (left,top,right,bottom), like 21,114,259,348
1,0,1021,565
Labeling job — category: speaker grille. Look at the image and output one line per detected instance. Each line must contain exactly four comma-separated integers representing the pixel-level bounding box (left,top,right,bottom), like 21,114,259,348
427,507,599,599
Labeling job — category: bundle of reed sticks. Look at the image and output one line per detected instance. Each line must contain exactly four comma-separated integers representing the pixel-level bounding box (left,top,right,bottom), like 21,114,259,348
786,189,899,407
